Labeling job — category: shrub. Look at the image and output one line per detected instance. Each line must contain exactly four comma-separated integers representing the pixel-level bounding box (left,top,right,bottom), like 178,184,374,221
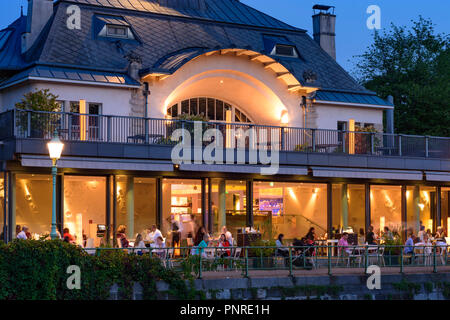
0,240,196,300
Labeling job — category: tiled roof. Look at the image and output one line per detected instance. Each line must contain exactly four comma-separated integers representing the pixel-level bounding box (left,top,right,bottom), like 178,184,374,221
67,0,301,31
0,16,28,70
0,65,141,89
0,0,384,101
315,91,393,107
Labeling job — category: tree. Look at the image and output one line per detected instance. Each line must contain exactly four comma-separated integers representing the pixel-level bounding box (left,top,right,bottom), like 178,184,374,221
15,88,60,112
355,17,450,137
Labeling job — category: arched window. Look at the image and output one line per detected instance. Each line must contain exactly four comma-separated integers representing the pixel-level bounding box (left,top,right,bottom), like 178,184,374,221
167,97,252,123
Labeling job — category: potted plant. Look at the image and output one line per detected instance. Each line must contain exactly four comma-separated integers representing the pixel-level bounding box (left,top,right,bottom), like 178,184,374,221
383,231,403,266
249,239,276,269
15,89,61,138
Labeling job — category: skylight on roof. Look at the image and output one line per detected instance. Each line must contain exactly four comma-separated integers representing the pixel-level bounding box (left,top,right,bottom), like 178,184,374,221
271,44,298,58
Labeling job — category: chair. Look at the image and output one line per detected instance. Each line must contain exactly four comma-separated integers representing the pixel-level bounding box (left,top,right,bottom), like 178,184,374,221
232,247,242,270
347,246,363,267
85,238,96,255
413,246,426,266
376,246,386,267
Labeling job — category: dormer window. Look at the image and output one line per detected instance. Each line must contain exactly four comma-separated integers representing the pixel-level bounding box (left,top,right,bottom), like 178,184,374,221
106,25,128,38
263,34,300,59
94,15,137,41
272,44,298,57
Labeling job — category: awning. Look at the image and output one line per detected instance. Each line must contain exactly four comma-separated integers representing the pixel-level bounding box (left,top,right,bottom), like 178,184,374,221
20,155,174,172
179,164,308,175
312,167,423,180
425,171,450,182
315,90,393,109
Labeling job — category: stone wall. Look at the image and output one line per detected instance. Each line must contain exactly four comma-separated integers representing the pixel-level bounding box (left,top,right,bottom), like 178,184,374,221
110,273,450,300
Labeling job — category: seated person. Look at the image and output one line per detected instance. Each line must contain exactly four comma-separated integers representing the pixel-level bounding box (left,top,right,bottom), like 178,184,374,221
365,226,377,245
17,226,29,240
134,234,147,255
276,234,289,257
192,234,210,258
152,236,166,259
338,232,352,256
147,225,162,244
217,234,231,257
404,230,415,255
63,228,76,244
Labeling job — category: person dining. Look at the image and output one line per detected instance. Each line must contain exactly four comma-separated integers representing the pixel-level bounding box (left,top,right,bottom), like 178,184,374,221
217,234,231,258
338,232,352,256
404,230,415,255
116,225,129,248
192,234,210,258
276,234,289,257
194,226,208,246
134,234,147,255
146,225,162,244
63,228,76,244
305,227,316,244
366,225,377,245
152,236,166,259
382,227,394,241
221,226,233,246
17,226,29,240
358,228,365,245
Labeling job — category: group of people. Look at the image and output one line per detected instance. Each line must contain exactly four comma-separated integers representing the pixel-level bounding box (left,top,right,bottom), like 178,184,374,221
190,226,234,258
404,225,447,255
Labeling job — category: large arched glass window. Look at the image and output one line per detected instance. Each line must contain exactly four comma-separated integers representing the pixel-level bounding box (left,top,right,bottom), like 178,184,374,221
167,97,252,123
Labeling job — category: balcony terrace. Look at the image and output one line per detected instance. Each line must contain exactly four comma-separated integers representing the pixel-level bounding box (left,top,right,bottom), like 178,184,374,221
0,109,449,176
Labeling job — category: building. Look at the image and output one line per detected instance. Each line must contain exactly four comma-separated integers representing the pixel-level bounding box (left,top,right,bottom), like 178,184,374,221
0,0,449,245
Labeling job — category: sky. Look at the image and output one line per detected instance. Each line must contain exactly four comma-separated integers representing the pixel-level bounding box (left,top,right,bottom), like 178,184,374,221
0,0,449,76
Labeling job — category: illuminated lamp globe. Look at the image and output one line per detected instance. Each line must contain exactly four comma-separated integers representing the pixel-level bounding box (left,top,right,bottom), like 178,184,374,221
47,134,64,160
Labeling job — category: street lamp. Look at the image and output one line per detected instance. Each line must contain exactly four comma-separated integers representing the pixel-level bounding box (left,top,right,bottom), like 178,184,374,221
47,130,64,240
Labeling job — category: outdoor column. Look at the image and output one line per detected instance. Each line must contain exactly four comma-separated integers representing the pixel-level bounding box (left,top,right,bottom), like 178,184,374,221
246,180,253,227
436,186,442,227
365,183,371,232
112,175,117,244
7,172,15,241
341,184,349,230
413,186,420,233
56,174,63,234
401,185,407,240
207,178,212,234
160,178,169,230
2,171,7,242
126,176,134,239
106,175,112,245
201,178,207,229
327,183,332,237
218,179,226,230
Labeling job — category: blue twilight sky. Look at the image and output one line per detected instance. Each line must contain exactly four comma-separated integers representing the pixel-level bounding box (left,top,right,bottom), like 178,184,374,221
0,0,449,76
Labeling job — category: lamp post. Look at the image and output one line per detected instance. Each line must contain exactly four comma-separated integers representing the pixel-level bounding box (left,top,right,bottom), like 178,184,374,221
47,130,64,240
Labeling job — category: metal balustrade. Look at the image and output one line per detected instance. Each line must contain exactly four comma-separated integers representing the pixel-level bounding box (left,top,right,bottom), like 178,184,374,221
87,244,449,278
0,108,448,159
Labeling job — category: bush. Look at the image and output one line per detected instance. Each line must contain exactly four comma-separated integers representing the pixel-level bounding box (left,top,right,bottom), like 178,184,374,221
0,240,196,300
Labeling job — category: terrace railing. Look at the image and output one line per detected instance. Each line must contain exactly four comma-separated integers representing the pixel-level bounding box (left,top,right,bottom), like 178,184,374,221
1,109,449,159
88,244,449,278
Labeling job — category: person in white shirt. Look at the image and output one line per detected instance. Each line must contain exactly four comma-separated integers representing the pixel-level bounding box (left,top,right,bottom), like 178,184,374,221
222,226,233,246
134,234,147,255
152,236,166,259
17,226,29,240
147,225,162,243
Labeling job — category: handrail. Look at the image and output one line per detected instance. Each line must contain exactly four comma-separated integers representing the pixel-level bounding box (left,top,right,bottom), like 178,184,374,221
1,108,449,159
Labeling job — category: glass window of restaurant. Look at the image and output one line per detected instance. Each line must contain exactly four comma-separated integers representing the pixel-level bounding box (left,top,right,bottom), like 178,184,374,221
406,186,437,234
0,176,5,240
15,174,52,239
370,185,402,238
441,187,450,234
162,179,203,247
331,184,365,240
210,179,247,242
253,182,328,241
64,176,106,247
116,176,157,244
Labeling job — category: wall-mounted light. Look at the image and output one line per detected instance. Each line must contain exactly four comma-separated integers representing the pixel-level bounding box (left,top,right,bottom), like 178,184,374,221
280,110,289,125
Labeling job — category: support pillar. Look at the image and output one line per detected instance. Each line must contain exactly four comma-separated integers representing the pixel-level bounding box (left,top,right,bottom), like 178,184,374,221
56,174,63,234
7,172,15,241
401,185,407,240
201,178,207,229
365,183,371,233
126,176,134,239
208,178,212,234
112,175,117,245
327,183,332,237
218,179,226,230
246,180,253,227
436,186,442,228
413,186,420,233
341,184,349,230
2,171,7,243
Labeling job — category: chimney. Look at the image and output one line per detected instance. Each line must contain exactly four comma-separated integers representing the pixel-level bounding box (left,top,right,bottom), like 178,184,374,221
312,5,336,60
22,0,54,53
158,0,206,11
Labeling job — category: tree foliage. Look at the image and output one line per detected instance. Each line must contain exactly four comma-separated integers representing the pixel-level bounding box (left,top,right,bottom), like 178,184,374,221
15,88,60,112
355,17,449,136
